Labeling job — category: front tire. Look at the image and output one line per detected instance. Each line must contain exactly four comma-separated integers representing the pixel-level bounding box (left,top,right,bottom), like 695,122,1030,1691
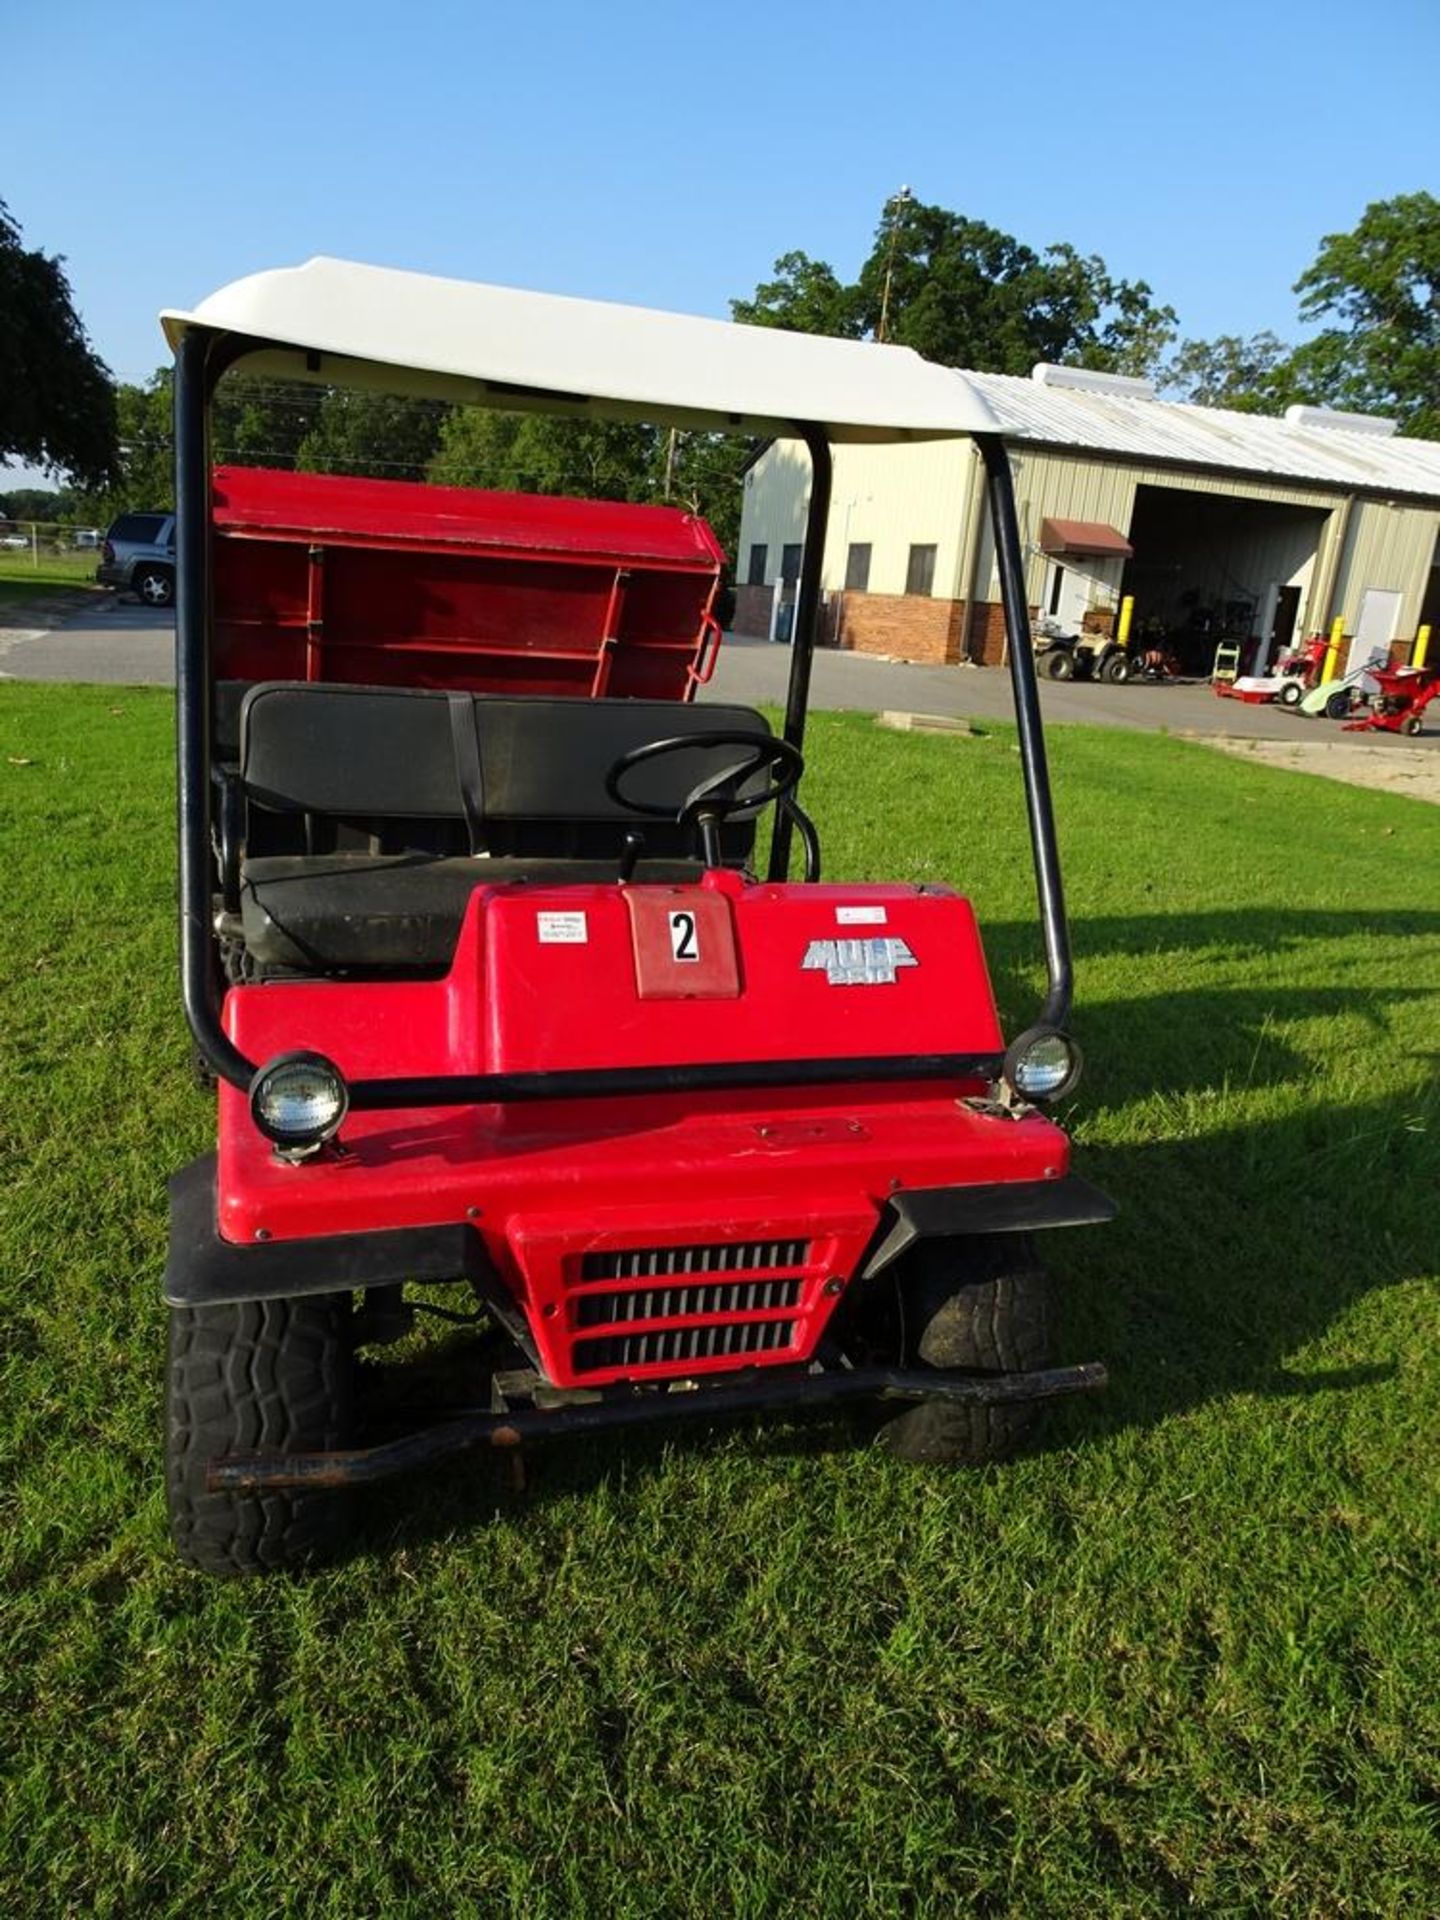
1324,689,1351,720
877,1235,1054,1464
167,1294,356,1576
1101,652,1131,683
1279,679,1303,706
1043,649,1075,681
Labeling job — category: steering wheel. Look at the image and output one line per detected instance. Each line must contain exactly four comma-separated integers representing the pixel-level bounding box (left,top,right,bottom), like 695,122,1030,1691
605,730,805,870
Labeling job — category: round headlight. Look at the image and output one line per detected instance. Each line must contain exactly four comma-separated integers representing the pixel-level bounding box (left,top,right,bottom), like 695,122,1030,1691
1004,1025,1082,1103
249,1051,348,1154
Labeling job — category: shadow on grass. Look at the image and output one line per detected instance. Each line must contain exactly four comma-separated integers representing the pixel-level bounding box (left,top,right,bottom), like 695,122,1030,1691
341,906,1438,1561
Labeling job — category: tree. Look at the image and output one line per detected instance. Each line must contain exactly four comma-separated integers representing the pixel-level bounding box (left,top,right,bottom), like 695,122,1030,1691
732,198,1177,377
730,252,863,338
428,408,753,565
0,485,80,522
431,407,661,502
295,390,449,483
0,199,117,485
1158,331,1296,411
1289,192,1440,437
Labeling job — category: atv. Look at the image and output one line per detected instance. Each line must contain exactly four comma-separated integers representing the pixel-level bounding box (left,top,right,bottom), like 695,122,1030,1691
160,257,1112,1574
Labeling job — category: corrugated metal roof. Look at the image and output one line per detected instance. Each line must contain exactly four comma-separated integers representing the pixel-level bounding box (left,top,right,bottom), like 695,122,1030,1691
961,371,1440,504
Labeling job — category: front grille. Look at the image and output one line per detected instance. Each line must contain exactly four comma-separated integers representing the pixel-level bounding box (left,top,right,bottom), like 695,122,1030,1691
573,1318,797,1374
575,1278,802,1328
580,1240,810,1281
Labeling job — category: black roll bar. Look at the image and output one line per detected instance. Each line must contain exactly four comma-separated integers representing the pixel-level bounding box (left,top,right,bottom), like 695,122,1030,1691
767,425,832,881
174,337,1072,1102
978,434,1073,1030
175,329,253,1088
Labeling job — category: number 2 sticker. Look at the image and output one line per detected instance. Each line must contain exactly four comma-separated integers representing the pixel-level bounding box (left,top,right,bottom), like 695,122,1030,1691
668,909,700,962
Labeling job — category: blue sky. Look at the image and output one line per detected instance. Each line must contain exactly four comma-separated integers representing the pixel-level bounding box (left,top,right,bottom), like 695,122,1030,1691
4,0,1436,472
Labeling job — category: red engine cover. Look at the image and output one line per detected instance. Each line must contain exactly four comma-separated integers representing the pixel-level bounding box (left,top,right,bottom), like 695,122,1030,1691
218,876,1069,1388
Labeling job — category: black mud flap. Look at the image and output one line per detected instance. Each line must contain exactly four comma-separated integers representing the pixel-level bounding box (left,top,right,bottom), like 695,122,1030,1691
862,1174,1116,1279
163,1153,489,1308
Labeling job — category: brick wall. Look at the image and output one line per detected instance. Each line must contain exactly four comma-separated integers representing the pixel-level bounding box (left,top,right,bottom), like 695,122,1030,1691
968,602,1009,666
835,593,969,665
732,583,773,637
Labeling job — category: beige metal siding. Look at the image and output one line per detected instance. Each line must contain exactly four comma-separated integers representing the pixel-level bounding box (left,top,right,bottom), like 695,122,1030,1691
738,439,974,596
738,441,812,583
1335,502,1440,636
983,447,1344,602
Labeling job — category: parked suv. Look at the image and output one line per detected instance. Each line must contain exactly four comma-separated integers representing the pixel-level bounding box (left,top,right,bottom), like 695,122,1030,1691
98,511,176,607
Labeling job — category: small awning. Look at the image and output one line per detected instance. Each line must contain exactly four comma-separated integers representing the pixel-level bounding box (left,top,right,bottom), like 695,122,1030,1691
1039,518,1133,559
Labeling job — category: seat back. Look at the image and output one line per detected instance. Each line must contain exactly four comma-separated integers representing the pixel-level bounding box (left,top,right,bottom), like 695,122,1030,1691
237,683,772,861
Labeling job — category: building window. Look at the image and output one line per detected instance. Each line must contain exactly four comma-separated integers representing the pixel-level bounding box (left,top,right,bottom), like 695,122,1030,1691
780,543,802,587
905,544,937,597
845,543,872,592
747,543,768,587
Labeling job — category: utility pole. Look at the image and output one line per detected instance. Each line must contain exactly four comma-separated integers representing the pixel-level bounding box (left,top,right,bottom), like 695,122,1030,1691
876,184,913,345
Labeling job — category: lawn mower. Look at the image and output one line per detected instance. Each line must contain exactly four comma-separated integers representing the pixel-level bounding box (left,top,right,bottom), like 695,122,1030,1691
160,258,1112,1575
1341,661,1439,736
1298,651,1388,720
1273,634,1329,707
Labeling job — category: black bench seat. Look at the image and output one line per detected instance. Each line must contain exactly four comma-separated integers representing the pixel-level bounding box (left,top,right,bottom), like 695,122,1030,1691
233,683,772,975
241,851,707,971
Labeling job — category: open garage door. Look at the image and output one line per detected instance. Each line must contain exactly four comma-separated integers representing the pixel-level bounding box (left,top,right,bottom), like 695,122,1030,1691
1120,486,1326,676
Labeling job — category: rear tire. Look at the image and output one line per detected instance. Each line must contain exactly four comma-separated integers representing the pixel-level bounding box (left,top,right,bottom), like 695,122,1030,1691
877,1235,1054,1464
1101,652,1131,684
1402,715,1423,737
1043,650,1075,681
1279,679,1303,706
166,1294,356,1576
134,565,174,608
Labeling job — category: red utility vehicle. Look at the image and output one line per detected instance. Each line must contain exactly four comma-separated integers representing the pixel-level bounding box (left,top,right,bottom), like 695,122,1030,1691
161,259,1112,1575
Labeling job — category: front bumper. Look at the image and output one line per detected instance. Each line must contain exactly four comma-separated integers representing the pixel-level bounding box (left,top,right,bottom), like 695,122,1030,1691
207,1358,1110,1492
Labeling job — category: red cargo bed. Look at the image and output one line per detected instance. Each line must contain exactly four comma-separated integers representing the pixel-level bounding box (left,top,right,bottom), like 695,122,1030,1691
210,465,725,700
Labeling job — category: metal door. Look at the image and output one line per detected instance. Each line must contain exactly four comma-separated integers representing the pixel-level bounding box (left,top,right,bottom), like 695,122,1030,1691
1348,588,1401,674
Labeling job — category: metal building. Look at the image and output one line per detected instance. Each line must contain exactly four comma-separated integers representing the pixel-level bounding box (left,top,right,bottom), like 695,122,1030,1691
734,366,1440,676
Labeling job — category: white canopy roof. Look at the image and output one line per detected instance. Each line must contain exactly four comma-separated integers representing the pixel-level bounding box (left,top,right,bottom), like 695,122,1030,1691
161,256,1000,443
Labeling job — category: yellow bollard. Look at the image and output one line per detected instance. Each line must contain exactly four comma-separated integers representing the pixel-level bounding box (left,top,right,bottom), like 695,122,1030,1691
1323,615,1345,682
1414,625,1432,672
1116,595,1134,650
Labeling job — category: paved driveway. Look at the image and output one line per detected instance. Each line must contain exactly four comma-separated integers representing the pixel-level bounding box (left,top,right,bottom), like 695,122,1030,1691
2,601,1435,756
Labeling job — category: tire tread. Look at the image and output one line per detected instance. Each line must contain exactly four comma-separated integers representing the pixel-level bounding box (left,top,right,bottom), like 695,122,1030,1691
166,1296,353,1576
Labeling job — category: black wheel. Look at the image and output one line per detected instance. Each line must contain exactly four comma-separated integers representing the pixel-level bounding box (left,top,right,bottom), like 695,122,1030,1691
1043,649,1074,681
1402,715,1423,737
1324,689,1351,720
167,1294,355,1576
1101,652,1131,684
876,1236,1053,1464
134,565,174,609
1279,679,1303,707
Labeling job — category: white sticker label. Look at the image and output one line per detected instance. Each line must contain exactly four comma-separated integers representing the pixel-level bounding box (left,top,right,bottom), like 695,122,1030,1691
668,909,700,963
836,905,888,926
537,911,588,945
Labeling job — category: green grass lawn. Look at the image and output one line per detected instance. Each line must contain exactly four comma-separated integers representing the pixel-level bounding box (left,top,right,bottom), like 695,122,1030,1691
0,548,104,609
1,683,1436,1916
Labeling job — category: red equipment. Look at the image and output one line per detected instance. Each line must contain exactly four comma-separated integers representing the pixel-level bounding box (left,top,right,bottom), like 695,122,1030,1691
158,258,1111,1576
211,465,725,700
1342,662,1440,736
